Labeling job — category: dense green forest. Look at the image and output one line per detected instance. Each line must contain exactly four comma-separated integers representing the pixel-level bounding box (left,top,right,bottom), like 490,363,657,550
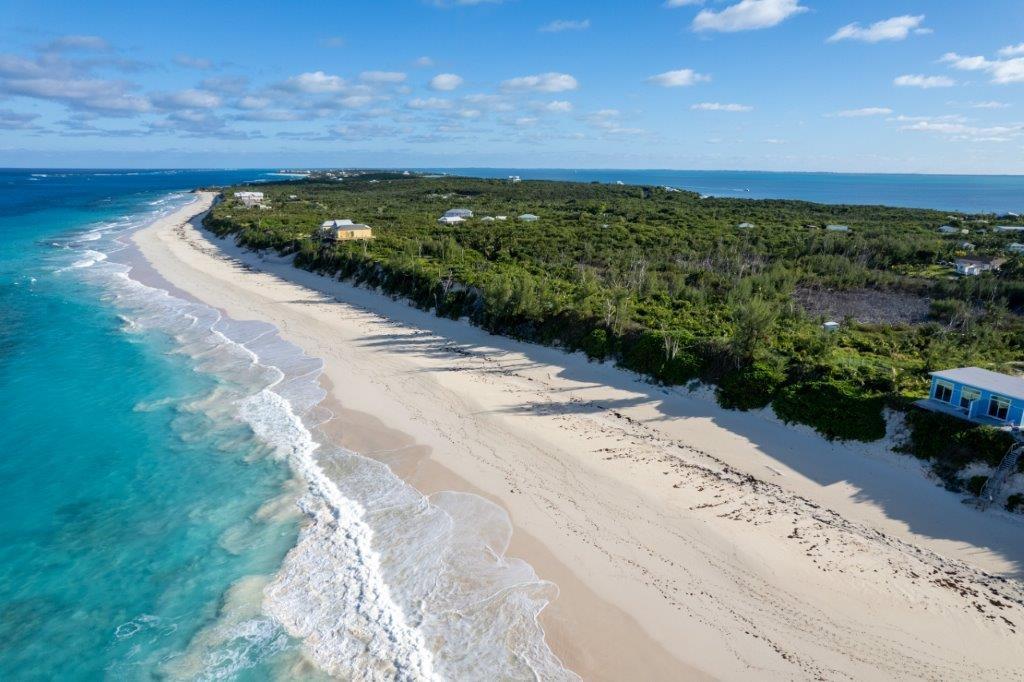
203,172,1024,493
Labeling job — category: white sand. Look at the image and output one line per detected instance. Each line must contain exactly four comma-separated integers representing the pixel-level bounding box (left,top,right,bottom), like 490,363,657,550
134,192,1024,681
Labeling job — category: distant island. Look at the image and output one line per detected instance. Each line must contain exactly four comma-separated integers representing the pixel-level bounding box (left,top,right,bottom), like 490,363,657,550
205,171,1024,504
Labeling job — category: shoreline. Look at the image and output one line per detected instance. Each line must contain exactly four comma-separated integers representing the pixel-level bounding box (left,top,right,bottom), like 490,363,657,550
131,191,1024,680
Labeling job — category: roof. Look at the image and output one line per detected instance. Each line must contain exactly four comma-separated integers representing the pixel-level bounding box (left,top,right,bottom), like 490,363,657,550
956,255,1005,265
826,224,850,230
996,225,1024,231
322,219,354,227
519,213,539,220
931,367,1024,401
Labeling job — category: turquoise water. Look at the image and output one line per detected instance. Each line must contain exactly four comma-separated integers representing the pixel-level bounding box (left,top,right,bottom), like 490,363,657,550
0,171,576,680
0,171,305,679
426,168,1024,214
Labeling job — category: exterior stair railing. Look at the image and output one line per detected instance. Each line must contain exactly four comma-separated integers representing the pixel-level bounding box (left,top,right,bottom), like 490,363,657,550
977,430,1024,510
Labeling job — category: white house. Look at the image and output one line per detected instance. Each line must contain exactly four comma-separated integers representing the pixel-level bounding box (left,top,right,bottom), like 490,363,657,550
737,222,755,229
438,215,466,225
938,225,960,235
495,215,508,221
518,213,539,222
509,175,522,183
826,224,850,232
234,191,265,208
444,208,473,219
955,256,1006,276
480,216,496,222
822,321,840,333
1007,243,1024,254
995,225,1024,233
318,219,373,241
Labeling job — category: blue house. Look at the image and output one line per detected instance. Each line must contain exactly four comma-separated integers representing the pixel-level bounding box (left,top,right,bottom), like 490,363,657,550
917,367,1024,429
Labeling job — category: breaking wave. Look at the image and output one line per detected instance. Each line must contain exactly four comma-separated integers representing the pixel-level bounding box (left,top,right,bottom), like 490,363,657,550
56,192,577,680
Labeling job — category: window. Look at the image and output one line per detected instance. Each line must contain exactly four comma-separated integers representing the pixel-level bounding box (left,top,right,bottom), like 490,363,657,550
933,381,954,403
960,388,981,410
988,396,1010,421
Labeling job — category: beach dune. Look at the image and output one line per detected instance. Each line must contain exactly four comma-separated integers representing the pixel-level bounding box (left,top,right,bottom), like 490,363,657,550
132,192,1024,681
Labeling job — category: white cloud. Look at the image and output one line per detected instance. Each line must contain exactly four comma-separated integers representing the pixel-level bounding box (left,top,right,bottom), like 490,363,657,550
3,77,152,113
587,109,645,135
941,51,1024,85
414,56,435,67
893,74,955,88
664,0,703,7
900,116,1023,142
174,54,213,70
237,96,270,110
693,0,808,33
320,36,345,48
429,73,463,91
832,107,893,117
691,102,752,112
646,68,710,87
540,100,573,112
157,88,222,109
360,70,407,84
970,101,1010,109
407,97,452,110
539,19,590,33
515,116,538,127
828,15,929,43
44,35,110,52
283,71,346,94
502,72,579,92
999,43,1024,57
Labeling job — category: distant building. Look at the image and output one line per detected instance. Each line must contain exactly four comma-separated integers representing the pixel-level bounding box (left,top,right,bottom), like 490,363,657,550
480,216,496,222
955,255,1006,276
518,213,539,222
960,241,976,251
822,321,840,333
444,208,473,219
826,224,850,232
737,222,755,229
938,225,961,235
234,191,265,208
438,215,466,225
509,175,522,183
996,225,1024,233
319,219,373,241
916,367,1024,429
495,215,508,221
1007,243,1024,254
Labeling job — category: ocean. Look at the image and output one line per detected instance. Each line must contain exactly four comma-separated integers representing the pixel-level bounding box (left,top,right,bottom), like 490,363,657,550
1,166,1020,679
0,169,573,680
425,168,1024,215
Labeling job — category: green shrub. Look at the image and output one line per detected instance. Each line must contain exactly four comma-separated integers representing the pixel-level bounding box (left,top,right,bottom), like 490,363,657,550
772,379,886,441
581,328,610,361
965,475,988,497
716,361,785,411
903,410,1015,469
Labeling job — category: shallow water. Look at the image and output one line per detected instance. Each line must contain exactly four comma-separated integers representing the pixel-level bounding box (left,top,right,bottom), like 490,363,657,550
0,170,574,680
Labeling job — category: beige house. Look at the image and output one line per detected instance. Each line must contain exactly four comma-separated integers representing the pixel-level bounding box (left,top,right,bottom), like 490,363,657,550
319,219,373,241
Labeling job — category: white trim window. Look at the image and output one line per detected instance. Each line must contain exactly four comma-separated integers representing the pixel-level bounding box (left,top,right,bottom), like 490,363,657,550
933,380,954,403
959,387,981,410
987,395,1011,421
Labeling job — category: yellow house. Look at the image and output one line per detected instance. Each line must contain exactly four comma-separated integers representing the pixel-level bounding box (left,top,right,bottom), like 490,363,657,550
319,219,373,241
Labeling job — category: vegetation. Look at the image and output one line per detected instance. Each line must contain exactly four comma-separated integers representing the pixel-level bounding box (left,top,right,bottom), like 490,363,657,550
204,173,1024,483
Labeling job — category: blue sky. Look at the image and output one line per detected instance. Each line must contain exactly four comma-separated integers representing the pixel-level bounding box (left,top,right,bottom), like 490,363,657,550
1,0,1023,172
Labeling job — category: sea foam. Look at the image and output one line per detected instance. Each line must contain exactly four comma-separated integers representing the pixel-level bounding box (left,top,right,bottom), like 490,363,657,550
58,192,577,680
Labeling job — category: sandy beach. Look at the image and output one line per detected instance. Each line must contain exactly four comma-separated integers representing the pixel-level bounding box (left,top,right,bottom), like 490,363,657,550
132,192,1024,680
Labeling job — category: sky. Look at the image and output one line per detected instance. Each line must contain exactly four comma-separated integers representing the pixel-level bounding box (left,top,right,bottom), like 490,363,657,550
1,0,1023,173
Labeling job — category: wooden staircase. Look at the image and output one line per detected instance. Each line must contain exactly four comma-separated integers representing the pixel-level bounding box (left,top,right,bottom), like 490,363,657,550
977,431,1024,510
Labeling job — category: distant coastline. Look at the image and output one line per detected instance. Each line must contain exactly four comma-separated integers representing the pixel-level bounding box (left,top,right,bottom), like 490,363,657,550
414,168,1024,214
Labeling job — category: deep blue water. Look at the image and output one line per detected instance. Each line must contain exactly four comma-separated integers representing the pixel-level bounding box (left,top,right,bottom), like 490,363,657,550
0,169,305,679
424,168,1024,215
